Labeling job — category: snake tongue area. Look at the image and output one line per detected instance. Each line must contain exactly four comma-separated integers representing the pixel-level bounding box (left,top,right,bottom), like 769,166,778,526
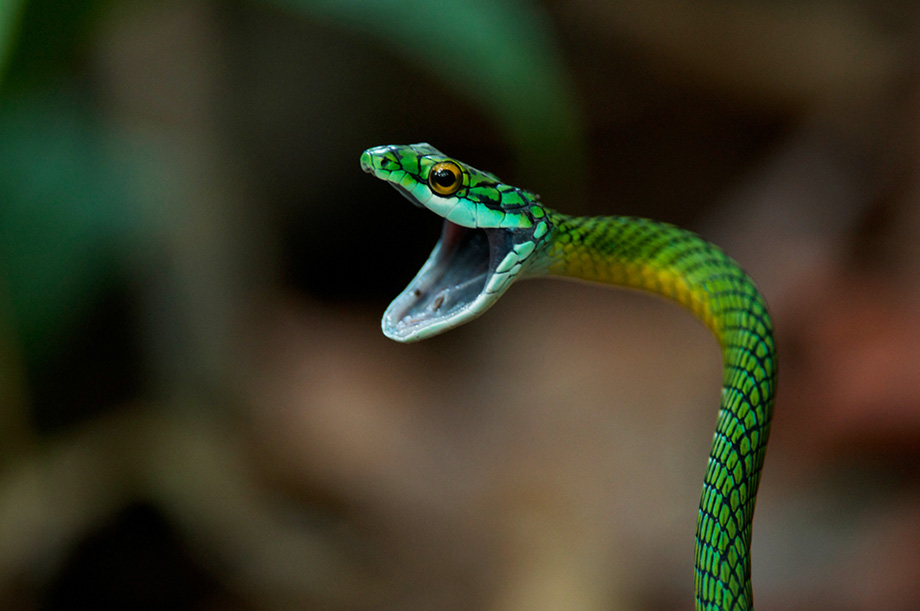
382,220,514,342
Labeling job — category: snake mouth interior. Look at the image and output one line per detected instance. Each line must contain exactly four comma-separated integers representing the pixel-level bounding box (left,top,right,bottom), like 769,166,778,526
382,220,512,341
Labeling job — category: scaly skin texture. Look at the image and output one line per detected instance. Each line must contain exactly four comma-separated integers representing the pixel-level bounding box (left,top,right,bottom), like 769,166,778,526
535,212,775,611
361,143,776,610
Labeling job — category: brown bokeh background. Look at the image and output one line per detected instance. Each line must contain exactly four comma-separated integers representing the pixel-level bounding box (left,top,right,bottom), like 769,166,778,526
2,1,920,609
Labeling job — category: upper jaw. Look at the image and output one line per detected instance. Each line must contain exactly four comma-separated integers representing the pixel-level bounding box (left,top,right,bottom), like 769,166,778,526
390,183,426,209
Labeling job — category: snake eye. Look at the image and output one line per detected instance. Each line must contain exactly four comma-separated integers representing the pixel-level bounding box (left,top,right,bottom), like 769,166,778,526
428,161,463,196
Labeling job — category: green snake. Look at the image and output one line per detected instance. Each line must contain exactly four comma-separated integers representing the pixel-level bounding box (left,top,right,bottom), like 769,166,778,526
360,143,776,611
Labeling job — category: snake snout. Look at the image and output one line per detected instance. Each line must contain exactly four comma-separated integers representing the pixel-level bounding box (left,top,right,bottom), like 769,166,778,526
359,150,373,173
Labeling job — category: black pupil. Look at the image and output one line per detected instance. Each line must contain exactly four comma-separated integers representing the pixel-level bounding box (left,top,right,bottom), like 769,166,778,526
432,168,457,187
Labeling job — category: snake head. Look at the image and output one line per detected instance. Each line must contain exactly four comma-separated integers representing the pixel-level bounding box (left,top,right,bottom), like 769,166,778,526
361,143,553,342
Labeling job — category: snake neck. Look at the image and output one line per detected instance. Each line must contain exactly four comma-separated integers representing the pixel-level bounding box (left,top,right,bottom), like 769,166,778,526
531,211,776,611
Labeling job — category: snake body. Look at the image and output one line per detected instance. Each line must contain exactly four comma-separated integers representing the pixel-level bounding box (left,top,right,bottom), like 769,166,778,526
361,143,775,611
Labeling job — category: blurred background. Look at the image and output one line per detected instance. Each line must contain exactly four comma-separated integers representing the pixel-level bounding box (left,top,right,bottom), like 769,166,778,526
2,0,920,609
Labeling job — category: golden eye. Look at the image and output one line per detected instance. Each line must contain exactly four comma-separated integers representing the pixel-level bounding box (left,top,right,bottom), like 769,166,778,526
428,161,463,196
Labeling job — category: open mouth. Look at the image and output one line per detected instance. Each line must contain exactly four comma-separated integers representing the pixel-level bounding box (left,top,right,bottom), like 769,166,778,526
382,220,513,341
